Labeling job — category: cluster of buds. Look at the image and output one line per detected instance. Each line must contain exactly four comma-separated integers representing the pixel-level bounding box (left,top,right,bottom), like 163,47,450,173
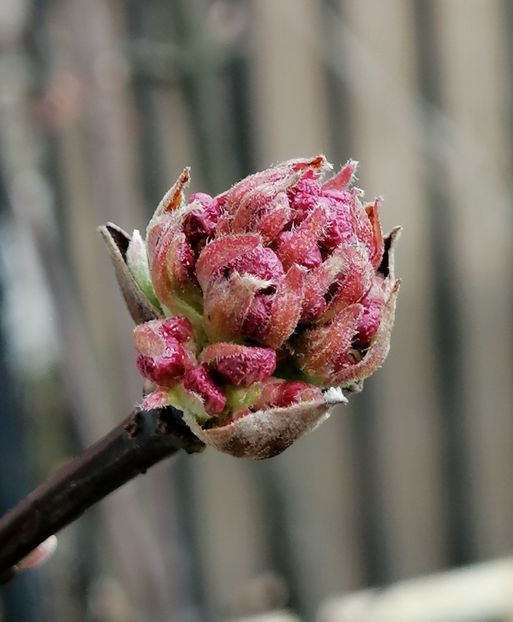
101,156,399,458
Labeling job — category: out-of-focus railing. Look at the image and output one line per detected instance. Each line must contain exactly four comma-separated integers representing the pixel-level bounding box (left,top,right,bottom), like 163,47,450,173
1,1,513,621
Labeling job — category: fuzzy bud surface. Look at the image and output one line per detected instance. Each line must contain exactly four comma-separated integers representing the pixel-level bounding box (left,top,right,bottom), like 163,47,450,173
102,156,400,458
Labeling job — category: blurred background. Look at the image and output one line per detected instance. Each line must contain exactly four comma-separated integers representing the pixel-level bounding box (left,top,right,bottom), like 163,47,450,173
1,1,513,621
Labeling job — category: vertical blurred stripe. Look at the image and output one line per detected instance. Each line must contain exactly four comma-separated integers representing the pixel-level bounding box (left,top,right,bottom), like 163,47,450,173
342,0,449,579
249,0,330,163
249,2,364,618
433,0,513,559
0,173,41,622
413,0,471,566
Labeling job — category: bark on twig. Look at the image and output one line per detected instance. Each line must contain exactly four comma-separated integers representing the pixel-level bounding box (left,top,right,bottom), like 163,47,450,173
0,407,204,579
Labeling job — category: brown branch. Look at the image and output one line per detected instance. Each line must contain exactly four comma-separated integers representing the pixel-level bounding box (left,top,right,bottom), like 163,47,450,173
0,406,204,579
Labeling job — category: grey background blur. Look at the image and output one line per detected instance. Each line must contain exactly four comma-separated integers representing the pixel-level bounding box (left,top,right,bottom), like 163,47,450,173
1,1,513,621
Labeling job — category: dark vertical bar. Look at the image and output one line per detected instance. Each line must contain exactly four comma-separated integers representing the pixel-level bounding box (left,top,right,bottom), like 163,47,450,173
168,0,235,193
504,0,513,155
0,168,42,622
256,464,303,615
125,0,169,213
25,3,102,611
321,0,354,162
320,0,389,586
349,388,390,585
501,0,513,368
413,0,472,566
223,47,254,177
170,458,211,622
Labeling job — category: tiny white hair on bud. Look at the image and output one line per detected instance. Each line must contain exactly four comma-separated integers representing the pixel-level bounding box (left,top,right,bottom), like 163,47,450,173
131,228,143,242
239,273,274,291
324,386,347,405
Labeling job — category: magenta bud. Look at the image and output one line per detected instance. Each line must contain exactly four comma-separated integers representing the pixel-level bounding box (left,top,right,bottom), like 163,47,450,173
183,193,222,250
136,344,187,387
183,364,226,415
158,316,194,344
201,343,276,387
103,156,400,458
255,379,323,409
133,318,196,386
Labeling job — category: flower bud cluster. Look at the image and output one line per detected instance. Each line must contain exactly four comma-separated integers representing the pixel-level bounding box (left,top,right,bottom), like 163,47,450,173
107,156,399,457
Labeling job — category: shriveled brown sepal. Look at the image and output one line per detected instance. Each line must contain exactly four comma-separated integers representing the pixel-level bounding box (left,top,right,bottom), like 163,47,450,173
182,388,346,459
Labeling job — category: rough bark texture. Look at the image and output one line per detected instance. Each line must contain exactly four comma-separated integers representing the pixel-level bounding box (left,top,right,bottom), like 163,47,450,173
0,407,204,578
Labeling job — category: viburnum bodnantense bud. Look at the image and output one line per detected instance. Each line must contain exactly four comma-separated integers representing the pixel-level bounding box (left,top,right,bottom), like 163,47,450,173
101,155,400,459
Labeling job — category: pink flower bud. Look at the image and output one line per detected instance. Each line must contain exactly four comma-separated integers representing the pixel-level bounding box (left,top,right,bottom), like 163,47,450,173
255,378,323,409
183,192,222,251
133,318,195,387
136,349,186,387
183,364,226,415
103,155,400,458
201,343,276,386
